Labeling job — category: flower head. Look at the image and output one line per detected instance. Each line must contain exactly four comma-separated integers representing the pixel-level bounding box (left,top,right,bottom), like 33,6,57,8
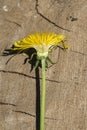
12,33,70,59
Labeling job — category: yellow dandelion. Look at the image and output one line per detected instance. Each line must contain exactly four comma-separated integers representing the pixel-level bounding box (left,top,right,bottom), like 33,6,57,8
9,32,70,130
12,33,70,59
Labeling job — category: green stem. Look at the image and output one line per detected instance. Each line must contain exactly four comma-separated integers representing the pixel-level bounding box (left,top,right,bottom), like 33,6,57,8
40,58,46,130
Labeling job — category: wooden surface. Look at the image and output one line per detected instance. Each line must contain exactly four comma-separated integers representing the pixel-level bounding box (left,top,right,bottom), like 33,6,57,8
0,0,87,130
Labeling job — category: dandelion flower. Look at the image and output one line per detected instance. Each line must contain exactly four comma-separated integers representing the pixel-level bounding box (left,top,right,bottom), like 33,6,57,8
12,33,70,60
9,32,70,130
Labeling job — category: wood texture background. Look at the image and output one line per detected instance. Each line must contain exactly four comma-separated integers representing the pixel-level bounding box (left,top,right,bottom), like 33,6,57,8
0,0,87,130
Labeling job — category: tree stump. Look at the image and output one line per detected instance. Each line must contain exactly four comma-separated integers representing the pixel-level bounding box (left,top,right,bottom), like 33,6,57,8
0,0,87,130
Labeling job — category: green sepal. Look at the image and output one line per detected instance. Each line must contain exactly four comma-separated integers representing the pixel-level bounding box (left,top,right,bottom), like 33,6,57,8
29,53,36,61
61,41,71,50
34,59,40,68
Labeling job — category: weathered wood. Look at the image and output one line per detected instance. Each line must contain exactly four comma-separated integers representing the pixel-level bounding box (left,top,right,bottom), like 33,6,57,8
0,0,87,130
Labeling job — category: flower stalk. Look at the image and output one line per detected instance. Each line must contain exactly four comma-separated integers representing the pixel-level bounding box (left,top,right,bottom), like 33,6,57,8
40,58,46,130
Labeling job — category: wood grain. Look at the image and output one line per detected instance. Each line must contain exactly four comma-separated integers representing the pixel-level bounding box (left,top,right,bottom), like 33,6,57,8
0,0,87,130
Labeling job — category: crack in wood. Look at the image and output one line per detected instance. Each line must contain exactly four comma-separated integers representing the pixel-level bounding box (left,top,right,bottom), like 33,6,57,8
0,103,57,120
5,19,22,27
0,102,16,106
71,50,87,56
12,110,35,117
35,0,71,32
13,110,57,120
0,70,61,84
